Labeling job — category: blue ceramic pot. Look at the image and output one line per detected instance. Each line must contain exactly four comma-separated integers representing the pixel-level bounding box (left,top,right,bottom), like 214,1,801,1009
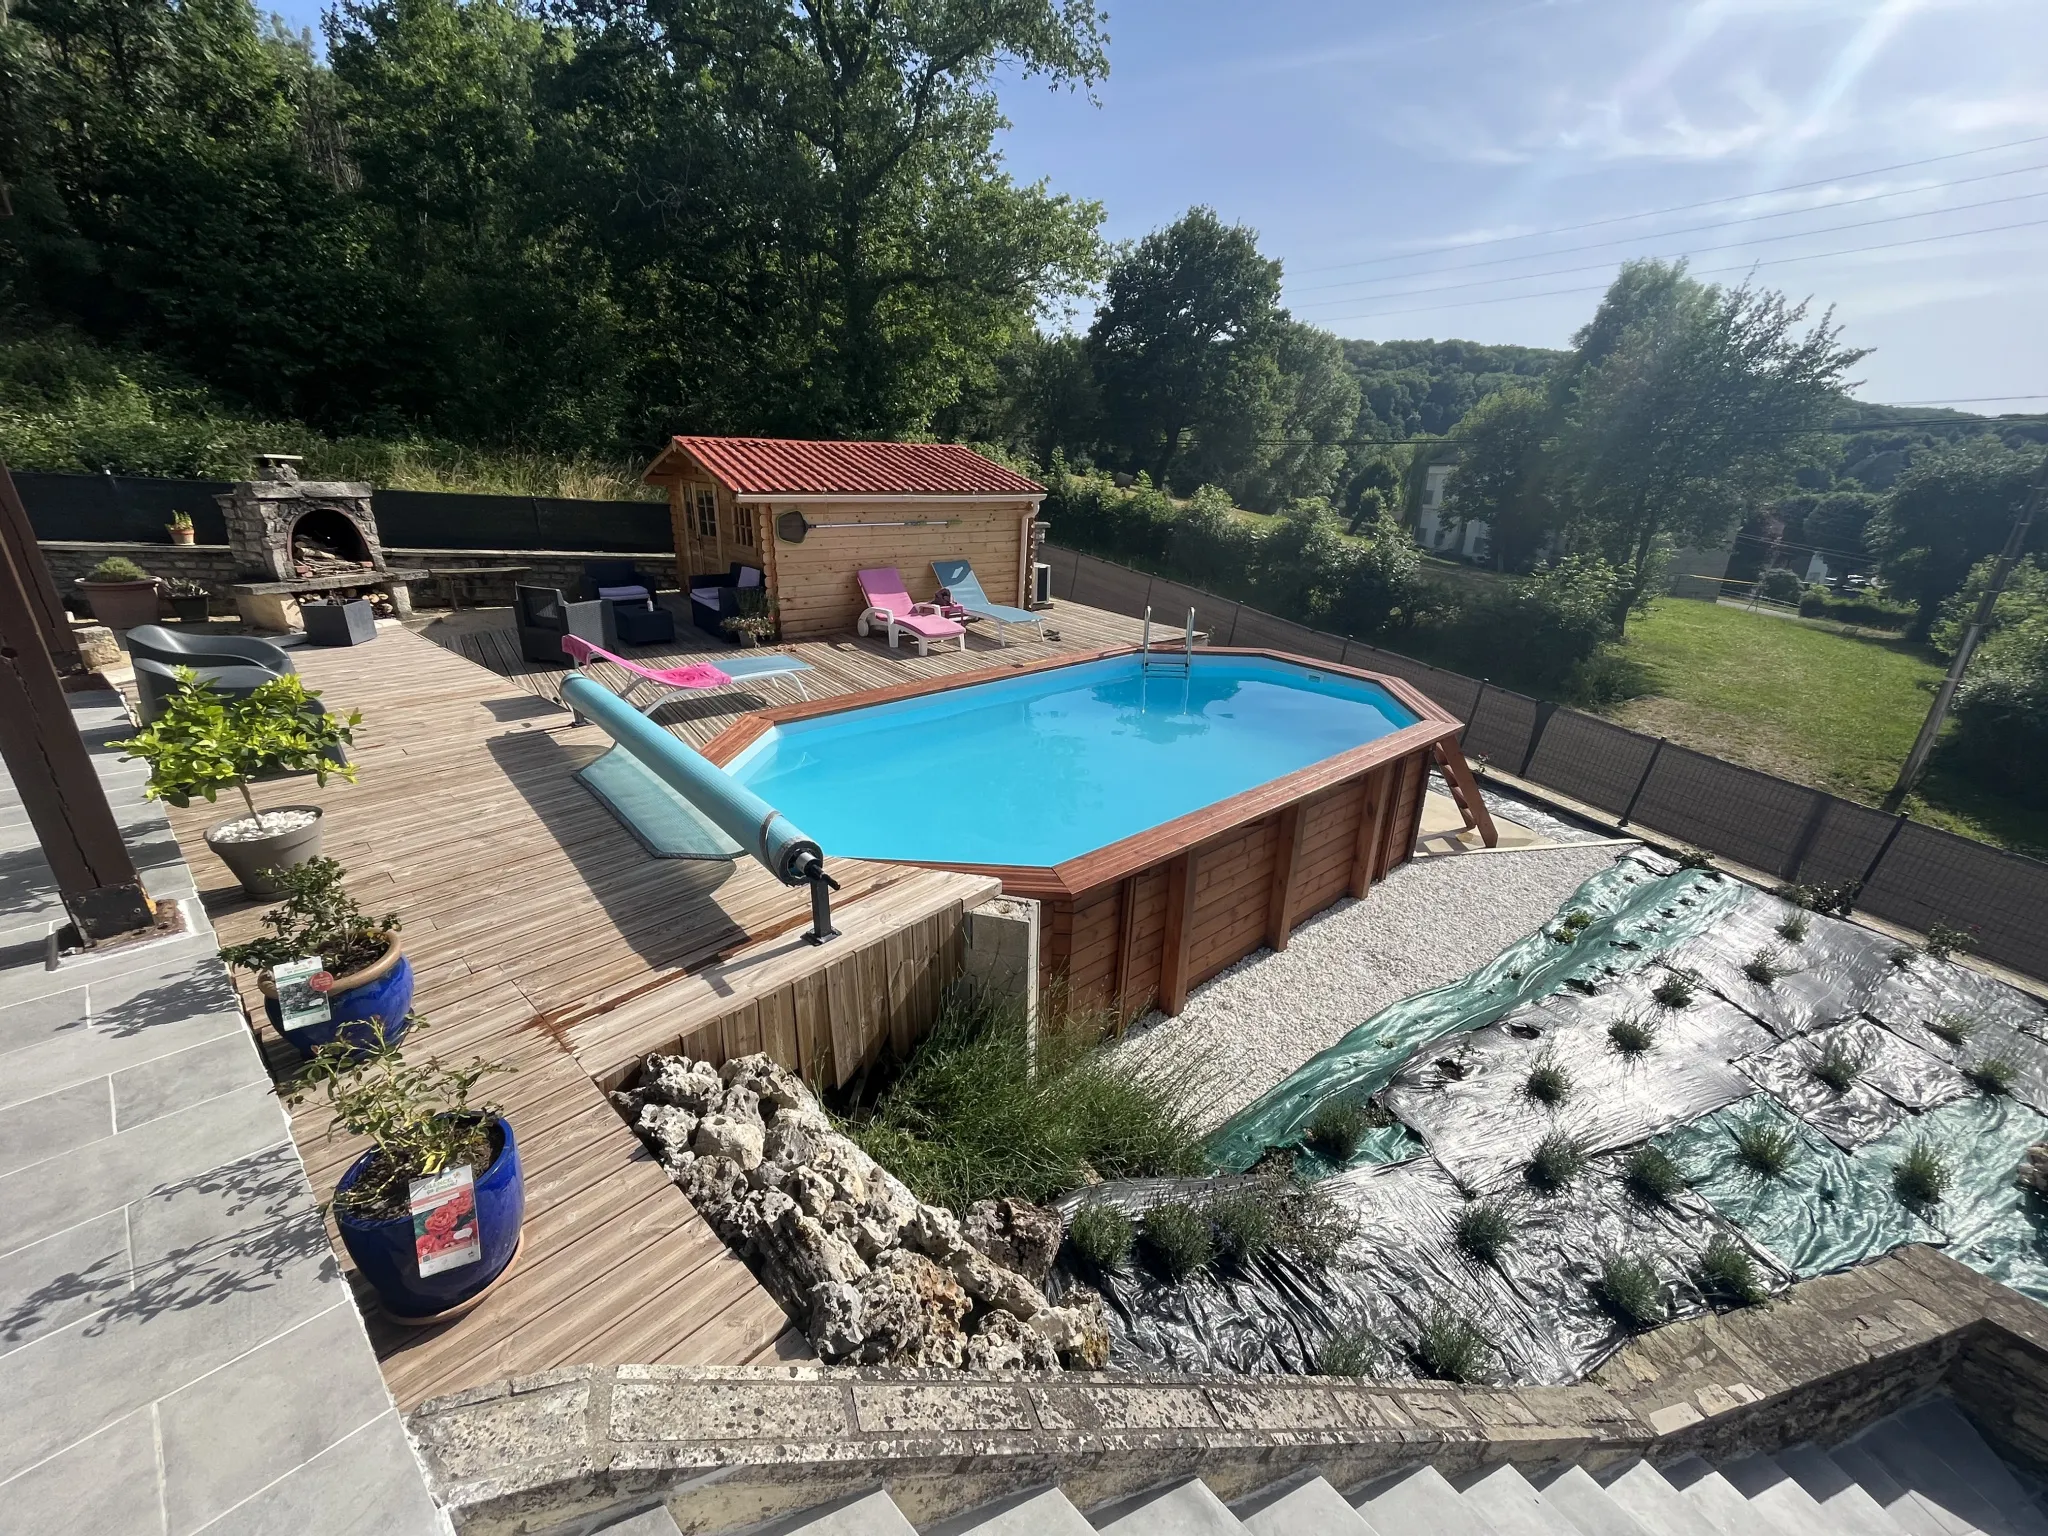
262,934,413,1059
334,1116,524,1320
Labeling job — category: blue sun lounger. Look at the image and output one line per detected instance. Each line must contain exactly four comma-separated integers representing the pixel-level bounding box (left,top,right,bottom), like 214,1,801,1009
931,559,1046,646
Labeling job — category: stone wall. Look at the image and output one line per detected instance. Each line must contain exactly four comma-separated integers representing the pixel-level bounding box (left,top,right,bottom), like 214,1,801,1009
38,541,682,618
409,1245,2048,1536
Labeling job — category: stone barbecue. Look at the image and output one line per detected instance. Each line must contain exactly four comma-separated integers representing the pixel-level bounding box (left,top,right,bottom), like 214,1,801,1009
219,454,426,629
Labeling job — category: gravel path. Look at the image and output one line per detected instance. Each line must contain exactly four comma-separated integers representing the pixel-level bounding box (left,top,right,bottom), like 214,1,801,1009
1108,844,1629,1131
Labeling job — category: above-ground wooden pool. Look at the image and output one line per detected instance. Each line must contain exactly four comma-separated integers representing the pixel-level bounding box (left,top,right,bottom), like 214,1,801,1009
705,646,1492,1020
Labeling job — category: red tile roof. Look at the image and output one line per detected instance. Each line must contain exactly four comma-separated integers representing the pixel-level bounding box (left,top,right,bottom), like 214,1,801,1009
659,436,1043,498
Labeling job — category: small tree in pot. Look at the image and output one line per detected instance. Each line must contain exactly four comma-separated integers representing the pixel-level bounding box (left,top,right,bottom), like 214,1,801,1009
78,555,163,629
220,858,412,1058
288,1022,523,1321
115,670,359,897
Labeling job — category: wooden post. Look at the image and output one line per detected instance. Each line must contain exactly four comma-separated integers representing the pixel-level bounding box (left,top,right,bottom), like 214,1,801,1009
1348,767,1391,898
1110,873,1139,1031
1265,804,1309,952
0,458,78,671
0,463,156,943
1157,851,1199,1016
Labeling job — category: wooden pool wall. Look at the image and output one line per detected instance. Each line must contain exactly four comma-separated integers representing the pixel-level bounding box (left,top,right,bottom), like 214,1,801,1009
704,646,1475,1022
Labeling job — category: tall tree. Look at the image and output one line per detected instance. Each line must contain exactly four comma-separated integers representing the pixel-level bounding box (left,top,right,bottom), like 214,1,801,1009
1442,383,1558,572
1088,206,1285,489
1868,438,2046,637
1553,259,1867,623
1236,320,1361,511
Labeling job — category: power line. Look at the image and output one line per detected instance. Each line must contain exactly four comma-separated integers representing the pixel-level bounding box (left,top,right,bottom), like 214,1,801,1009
1292,189,2048,312
1292,161,2048,297
1232,413,2048,447
1309,213,2048,324
1298,132,2048,275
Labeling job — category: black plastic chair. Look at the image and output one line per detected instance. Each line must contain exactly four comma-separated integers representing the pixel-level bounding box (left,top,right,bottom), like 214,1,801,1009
126,623,296,676
515,584,614,665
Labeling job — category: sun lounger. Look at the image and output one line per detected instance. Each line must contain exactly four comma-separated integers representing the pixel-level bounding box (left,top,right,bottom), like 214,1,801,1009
856,567,966,656
562,635,812,716
931,559,1046,646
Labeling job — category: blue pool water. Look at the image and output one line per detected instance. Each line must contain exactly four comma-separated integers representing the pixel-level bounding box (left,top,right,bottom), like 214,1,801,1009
725,655,1419,866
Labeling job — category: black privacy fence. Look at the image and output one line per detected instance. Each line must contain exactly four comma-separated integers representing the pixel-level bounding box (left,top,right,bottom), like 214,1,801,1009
16,472,673,554
1042,545,2048,985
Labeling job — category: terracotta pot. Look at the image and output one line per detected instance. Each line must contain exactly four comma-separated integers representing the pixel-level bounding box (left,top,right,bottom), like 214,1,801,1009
168,527,196,545
78,579,163,631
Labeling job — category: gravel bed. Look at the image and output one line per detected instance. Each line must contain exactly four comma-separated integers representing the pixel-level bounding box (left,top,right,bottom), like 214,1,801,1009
1108,844,1629,1131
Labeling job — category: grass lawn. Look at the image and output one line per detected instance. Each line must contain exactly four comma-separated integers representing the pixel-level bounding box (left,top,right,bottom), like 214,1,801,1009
1601,598,2048,855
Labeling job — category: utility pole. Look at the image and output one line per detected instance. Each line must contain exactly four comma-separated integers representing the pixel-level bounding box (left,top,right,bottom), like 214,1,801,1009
1881,456,2046,813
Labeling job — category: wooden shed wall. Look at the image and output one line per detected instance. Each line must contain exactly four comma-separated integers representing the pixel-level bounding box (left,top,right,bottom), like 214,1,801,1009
764,501,1036,641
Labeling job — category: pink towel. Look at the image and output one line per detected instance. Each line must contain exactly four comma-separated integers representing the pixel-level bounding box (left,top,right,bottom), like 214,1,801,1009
652,662,732,688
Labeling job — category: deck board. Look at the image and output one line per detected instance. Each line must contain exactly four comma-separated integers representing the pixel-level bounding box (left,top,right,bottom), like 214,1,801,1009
164,598,1158,1410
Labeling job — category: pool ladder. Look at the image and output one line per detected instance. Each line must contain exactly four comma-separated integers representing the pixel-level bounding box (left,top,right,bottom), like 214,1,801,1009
1140,606,1196,675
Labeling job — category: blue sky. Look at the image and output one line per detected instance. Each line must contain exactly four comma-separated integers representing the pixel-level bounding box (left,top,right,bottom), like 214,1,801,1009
268,0,2048,408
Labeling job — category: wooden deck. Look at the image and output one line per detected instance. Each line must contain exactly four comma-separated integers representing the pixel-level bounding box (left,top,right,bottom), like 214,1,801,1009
163,600,1159,1410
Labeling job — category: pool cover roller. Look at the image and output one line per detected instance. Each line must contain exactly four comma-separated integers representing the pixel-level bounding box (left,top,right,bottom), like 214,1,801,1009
562,673,840,938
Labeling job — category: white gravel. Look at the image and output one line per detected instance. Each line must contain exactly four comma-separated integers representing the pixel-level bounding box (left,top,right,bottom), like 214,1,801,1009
207,807,319,841
1109,844,1630,1130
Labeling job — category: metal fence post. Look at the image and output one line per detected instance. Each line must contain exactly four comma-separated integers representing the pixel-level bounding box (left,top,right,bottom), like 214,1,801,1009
1619,738,1666,827
1518,701,1557,778
1860,813,1910,891
1227,603,1242,644
1467,680,1488,727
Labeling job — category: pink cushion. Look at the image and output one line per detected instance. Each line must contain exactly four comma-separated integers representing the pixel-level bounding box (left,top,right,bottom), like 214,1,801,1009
651,662,732,689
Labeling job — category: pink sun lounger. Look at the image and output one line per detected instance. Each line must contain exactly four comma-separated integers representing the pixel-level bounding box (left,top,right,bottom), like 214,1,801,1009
855,567,967,656
562,635,811,715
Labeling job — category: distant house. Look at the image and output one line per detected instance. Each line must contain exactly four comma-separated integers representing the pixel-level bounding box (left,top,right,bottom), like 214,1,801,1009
1412,461,1493,562
643,437,1045,642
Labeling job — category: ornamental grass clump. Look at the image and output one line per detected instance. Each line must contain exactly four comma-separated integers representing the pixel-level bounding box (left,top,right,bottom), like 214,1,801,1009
1608,1012,1658,1056
1523,1054,1573,1106
1317,1321,1380,1378
1208,1188,1278,1269
1777,911,1811,944
1930,1013,1981,1048
1733,1116,1798,1178
1526,1131,1588,1191
1892,1139,1952,1210
1142,1202,1214,1280
1414,1307,1492,1383
1808,1037,1867,1095
1967,1056,2019,1097
1624,1145,1686,1204
1652,971,1696,1010
1742,945,1794,987
1596,1254,1666,1330
1453,1201,1515,1264
1304,1098,1387,1163
1694,1234,1766,1307
1066,1204,1134,1272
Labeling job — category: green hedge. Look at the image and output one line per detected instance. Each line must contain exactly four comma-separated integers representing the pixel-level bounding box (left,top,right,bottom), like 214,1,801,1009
1797,588,1914,630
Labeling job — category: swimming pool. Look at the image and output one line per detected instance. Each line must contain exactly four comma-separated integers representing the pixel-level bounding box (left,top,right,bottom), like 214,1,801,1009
722,654,1419,866
706,646,1480,1020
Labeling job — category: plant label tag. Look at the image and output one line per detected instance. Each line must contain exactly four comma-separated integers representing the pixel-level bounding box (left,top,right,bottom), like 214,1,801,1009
409,1164,482,1277
272,955,332,1031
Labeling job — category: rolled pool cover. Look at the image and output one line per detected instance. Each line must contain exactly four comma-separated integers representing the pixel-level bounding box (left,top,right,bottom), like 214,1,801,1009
561,674,822,886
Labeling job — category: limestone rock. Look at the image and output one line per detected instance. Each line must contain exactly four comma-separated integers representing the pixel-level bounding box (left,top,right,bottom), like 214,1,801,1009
808,1281,865,1359
763,1121,815,1169
635,1104,699,1164
964,1198,1063,1285
964,1309,1060,1372
642,1057,723,1113
1030,1294,1112,1371
905,1203,969,1262
947,1246,1042,1320
693,1113,765,1171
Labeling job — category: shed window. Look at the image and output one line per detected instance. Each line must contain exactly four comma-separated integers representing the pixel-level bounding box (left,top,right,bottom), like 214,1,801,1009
692,485,717,539
733,506,755,548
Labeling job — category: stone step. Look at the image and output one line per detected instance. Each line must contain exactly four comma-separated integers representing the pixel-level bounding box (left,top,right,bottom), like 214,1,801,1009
595,1507,685,1535
1895,1400,2048,1536
940,1485,1095,1536
1094,1478,1248,1536
1458,1463,1585,1536
1660,1454,1795,1536
1851,1413,2015,1536
1775,1442,1913,1536
1721,1450,1868,1536
1594,1460,1729,1536
1358,1465,1499,1536
1532,1464,1652,1536
1829,1440,1967,1536
1238,1471,1380,1536
778,1489,918,1536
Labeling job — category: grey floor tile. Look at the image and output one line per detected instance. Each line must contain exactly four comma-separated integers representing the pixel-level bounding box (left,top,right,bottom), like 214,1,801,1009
0,1207,131,1353
0,1082,288,1255
0,1077,114,1179
114,1033,268,1133
0,983,87,1059
0,1404,164,1536
160,1301,395,1535
191,1411,441,1536
0,1008,248,1118
0,1142,343,1484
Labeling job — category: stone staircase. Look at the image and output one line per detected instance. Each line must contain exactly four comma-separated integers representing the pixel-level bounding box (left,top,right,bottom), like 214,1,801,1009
716,1399,2047,1536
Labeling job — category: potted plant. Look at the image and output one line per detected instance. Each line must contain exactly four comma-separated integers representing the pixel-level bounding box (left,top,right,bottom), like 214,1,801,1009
165,577,212,624
114,669,359,897
220,857,412,1058
167,511,196,545
287,1023,523,1322
721,589,779,647
77,555,163,629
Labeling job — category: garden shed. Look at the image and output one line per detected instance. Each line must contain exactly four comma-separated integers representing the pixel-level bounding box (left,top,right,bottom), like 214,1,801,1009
643,435,1046,643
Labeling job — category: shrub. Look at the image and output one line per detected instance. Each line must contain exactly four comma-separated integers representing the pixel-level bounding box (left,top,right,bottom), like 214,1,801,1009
1672,848,1715,871
1624,1145,1686,1204
1608,1012,1658,1056
1775,879,1859,916
87,555,155,583
1808,1037,1867,1094
1777,911,1810,944
1652,971,1696,1010
1524,1055,1573,1106
1304,1098,1385,1162
1925,921,1977,962
846,985,1205,1211
1208,1189,1278,1269
114,671,359,824
1939,610,2048,803
1066,1205,1134,1272
1143,1202,1214,1280
217,857,400,979
1757,567,1803,604
1453,1201,1515,1264
1892,1139,1951,1209
1318,1321,1380,1378
1597,1254,1666,1329
1967,1056,2018,1097
1414,1308,1493,1383
1526,1131,1588,1190
1742,945,1794,986
1733,1116,1798,1178
1930,1013,1981,1047
1797,589,1915,630
1553,909,1594,944
1695,1233,1765,1307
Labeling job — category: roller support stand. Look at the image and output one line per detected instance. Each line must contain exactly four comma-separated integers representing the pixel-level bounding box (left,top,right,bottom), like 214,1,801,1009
800,858,841,945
